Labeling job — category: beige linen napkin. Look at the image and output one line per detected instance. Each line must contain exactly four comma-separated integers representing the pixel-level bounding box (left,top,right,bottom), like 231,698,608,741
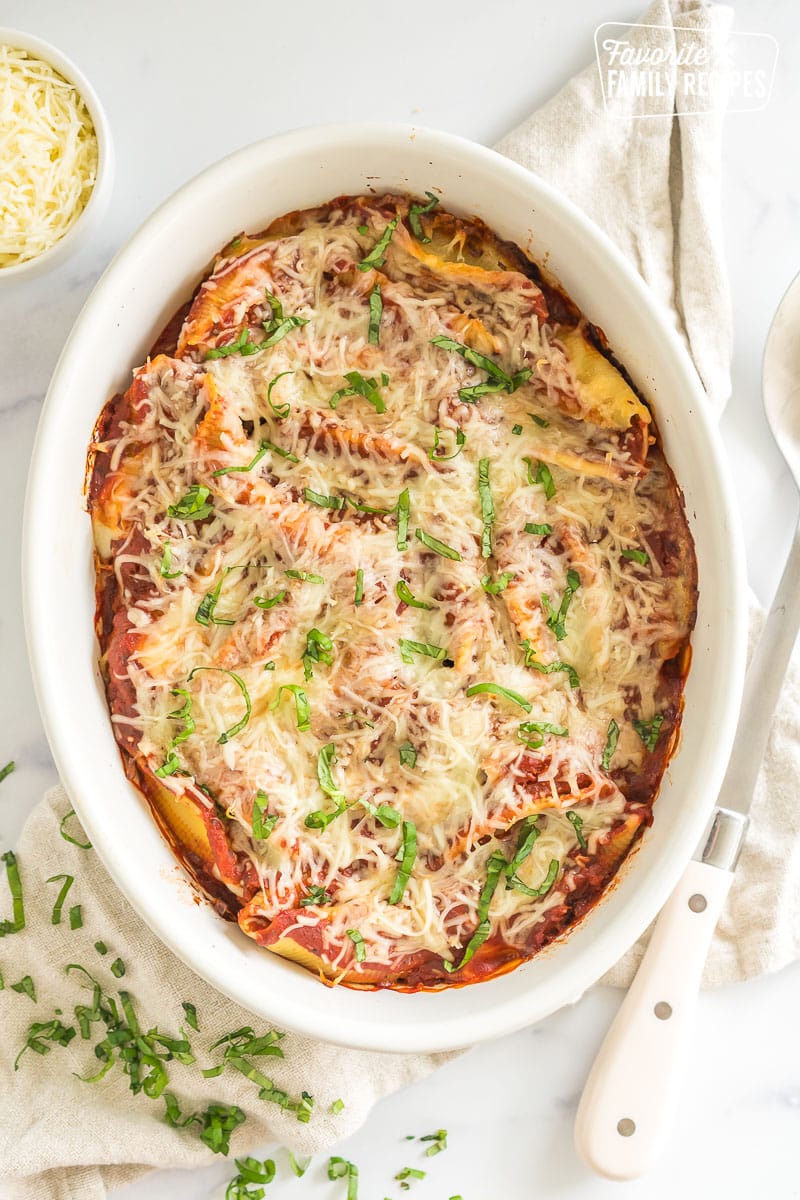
3,3,795,1197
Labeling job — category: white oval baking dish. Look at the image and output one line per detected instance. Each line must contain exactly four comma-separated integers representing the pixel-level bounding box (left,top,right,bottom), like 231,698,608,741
22,124,747,1053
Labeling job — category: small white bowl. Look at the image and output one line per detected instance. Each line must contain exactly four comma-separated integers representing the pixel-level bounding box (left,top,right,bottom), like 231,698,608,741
0,28,114,282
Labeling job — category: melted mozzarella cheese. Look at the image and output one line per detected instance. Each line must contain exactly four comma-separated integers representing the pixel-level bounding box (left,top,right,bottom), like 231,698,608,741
90,195,696,984
0,45,98,267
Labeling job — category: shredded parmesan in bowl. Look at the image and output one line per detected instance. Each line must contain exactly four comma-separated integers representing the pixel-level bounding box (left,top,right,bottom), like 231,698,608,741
0,43,99,269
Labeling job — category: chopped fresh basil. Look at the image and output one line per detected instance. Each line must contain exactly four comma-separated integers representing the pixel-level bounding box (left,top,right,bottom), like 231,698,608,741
524,522,553,536
270,684,311,732
59,810,92,850
360,798,403,828
252,791,278,840
267,370,293,419
429,425,466,461
601,718,620,771
346,929,366,962
226,1156,276,1198
263,438,299,463
368,283,383,345
396,1167,427,1184
399,742,418,768
399,639,446,665
46,873,74,925
420,1128,448,1156
260,290,310,348
358,214,399,271
163,1097,246,1155
285,569,324,583
11,975,36,1001
299,885,332,907
110,957,126,979
444,849,507,972
465,682,532,713
477,458,495,558
159,542,182,579
408,190,439,242
633,714,664,752
95,941,107,955
541,568,581,641
200,1027,311,1125
187,667,251,744
154,687,195,777
396,488,410,550
389,820,417,904
517,719,569,750
290,1152,312,1177
195,575,235,627
396,579,433,610
182,1002,199,1031
522,641,581,688
14,1017,76,1069
523,456,555,499
263,288,284,324
354,567,364,606
430,335,531,403
303,627,334,681
506,816,539,876
304,488,345,510
305,744,349,829
414,527,461,560
204,325,256,359
480,571,515,594
329,1156,359,1199
253,590,286,610
621,547,650,566
261,315,309,349
330,370,387,414
167,485,213,521
507,857,559,898
511,423,523,435
344,495,392,515
567,809,588,851
212,443,268,478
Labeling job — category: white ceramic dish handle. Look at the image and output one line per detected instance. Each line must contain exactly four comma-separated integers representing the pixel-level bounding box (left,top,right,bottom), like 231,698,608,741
573,855,734,1180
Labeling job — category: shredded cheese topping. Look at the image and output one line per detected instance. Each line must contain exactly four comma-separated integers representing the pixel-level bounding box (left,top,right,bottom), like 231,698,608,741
90,195,696,988
0,44,98,268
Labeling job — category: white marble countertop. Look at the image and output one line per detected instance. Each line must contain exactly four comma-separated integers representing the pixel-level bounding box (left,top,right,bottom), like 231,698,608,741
1,1,799,1196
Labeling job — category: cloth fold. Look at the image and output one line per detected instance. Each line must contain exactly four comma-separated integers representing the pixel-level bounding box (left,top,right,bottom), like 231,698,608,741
4,3,797,1197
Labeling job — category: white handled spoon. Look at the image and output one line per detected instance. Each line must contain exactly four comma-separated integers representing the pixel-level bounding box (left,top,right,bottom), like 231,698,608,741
573,270,800,1180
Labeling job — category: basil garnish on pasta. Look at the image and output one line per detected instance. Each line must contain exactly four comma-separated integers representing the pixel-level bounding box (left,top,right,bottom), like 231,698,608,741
396,580,433,610
252,791,278,840
408,190,439,242
466,682,532,713
389,821,417,904
634,714,664,752
358,214,399,270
